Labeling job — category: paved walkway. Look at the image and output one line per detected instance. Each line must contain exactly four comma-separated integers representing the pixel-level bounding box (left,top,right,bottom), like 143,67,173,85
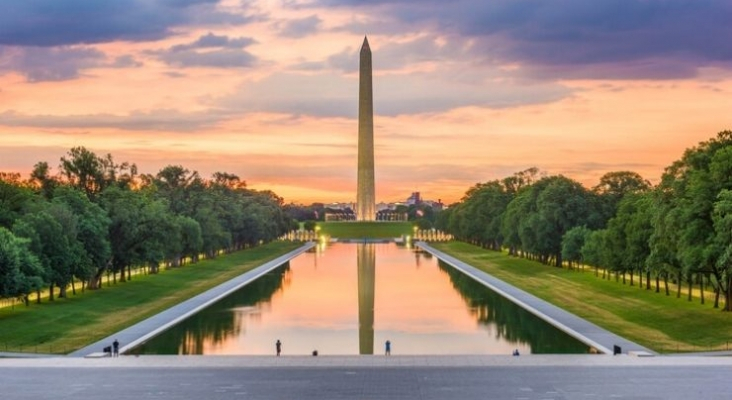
417,242,655,355
4,354,732,368
2,355,732,400
69,242,315,357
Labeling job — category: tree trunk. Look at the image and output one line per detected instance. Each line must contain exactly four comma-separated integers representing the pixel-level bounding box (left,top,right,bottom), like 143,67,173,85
714,284,720,309
725,276,732,312
676,273,681,298
655,275,660,293
687,274,693,302
71,279,76,295
630,270,634,286
700,275,705,305
665,273,670,296
88,271,103,290
36,289,41,304
59,284,67,299
127,265,132,281
647,271,652,290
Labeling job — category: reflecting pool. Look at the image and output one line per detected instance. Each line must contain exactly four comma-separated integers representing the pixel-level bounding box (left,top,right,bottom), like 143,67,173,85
131,242,590,355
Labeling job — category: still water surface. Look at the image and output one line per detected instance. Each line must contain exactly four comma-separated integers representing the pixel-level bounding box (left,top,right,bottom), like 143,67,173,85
131,243,589,355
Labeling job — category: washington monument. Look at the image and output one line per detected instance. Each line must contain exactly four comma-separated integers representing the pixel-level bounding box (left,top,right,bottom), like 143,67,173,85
356,36,376,221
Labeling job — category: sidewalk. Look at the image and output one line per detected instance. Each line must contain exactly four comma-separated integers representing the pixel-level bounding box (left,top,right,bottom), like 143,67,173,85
4,353,732,369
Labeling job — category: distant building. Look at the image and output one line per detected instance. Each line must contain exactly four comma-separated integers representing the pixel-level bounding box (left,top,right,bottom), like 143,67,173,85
376,209,408,221
406,192,421,206
422,199,444,211
324,202,356,221
325,202,356,211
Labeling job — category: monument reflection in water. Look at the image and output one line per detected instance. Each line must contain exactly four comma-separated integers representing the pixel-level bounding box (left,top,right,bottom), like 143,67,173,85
357,243,375,354
131,243,590,355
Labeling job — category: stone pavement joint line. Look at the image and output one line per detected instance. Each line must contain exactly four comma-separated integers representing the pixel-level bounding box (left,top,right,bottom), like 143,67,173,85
69,242,315,357
417,242,655,356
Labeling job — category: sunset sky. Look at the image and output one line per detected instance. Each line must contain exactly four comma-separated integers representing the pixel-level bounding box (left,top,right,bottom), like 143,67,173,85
1,0,731,204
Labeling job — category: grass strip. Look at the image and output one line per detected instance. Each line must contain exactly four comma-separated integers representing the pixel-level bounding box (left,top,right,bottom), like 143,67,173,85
432,241,732,353
317,221,413,239
0,241,301,355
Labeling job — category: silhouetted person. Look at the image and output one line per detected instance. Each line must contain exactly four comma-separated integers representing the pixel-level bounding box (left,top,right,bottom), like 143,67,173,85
112,340,119,357
512,349,520,356
276,340,282,356
385,340,391,356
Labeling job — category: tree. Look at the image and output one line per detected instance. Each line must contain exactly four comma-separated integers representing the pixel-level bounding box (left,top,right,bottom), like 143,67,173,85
176,215,203,265
647,191,682,297
502,167,541,194
59,147,104,200
712,190,732,310
459,181,510,250
13,210,76,300
29,161,59,199
502,184,533,257
102,186,179,279
45,201,86,295
0,227,45,304
593,171,651,223
502,175,592,266
581,229,607,277
535,176,592,266
303,220,316,231
648,131,732,307
561,226,590,270
149,165,201,215
624,193,654,290
52,186,111,290
0,179,34,229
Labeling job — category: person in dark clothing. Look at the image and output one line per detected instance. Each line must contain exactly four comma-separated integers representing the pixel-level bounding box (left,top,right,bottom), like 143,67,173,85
112,340,119,357
276,340,282,356
385,340,391,356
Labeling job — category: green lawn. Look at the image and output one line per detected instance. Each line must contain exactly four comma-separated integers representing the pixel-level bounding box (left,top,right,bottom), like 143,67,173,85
433,241,732,353
0,241,301,355
317,221,413,239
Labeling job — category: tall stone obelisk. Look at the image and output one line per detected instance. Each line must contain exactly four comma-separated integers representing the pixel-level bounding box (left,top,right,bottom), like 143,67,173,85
356,36,376,221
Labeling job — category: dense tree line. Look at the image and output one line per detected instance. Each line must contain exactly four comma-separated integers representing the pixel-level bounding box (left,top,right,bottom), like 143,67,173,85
0,147,293,305
437,131,732,311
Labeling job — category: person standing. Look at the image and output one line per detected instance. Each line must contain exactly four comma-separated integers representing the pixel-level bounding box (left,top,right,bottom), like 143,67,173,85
385,340,391,356
112,339,119,357
276,340,282,356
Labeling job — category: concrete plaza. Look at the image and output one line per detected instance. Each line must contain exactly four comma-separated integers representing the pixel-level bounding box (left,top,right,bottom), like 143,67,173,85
1,355,732,399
